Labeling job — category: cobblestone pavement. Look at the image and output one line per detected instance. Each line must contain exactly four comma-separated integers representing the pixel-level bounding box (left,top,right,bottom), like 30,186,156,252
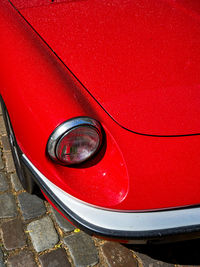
0,103,200,267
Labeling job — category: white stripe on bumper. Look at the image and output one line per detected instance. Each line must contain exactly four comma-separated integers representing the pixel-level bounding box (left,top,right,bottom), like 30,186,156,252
22,154,200,232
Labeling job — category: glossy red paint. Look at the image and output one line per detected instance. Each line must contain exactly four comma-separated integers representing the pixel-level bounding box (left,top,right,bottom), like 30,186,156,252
0,1,200,211
13,0,200,136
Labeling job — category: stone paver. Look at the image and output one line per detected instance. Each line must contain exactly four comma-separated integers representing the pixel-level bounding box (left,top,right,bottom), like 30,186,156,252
10,173,23,191
0,193,17,218
0,117,6,135
1,218,26,250
27,216,59,252
51,207,75,232
64,232,98,267
0,173,9,192
18,192,46,220
4,153,15,173
39,249,71,267
7,250,37,267
0,151,4,170
102,242,138,267
0,249,5,267
1,136,10,152
134,249,175,267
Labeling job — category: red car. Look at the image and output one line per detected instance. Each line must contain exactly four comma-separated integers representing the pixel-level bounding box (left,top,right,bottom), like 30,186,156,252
1,0,200,243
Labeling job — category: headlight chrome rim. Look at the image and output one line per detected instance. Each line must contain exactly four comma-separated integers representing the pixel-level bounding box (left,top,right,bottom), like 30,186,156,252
47,117,102,165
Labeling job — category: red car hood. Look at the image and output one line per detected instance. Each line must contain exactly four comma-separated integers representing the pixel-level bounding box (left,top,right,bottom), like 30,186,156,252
13,0,200,135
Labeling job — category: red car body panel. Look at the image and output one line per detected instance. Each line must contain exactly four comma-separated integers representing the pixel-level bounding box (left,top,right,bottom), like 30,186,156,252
13,0,200,136
0,1,200,211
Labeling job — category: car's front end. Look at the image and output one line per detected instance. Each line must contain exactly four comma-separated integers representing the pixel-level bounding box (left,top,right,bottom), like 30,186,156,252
1,0,200,243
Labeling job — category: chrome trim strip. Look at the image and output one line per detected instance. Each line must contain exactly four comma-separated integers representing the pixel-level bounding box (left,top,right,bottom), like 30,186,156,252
22,154,200,233
46,117,102,163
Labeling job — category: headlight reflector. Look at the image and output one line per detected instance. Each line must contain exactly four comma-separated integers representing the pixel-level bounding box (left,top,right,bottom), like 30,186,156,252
56,126,100,164
47,117,102,165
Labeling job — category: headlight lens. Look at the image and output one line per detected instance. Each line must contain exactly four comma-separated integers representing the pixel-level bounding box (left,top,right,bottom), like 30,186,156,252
56,126,101,164
47,117,102,165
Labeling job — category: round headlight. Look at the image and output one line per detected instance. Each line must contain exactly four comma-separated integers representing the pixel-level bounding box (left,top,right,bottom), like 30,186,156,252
47,117,102,165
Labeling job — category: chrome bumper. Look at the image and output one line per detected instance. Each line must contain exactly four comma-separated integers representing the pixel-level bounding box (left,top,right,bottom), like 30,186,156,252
21,154,200,243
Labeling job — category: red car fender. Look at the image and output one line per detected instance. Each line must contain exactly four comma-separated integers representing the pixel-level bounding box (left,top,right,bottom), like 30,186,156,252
0,1,129,208
1,1,200,211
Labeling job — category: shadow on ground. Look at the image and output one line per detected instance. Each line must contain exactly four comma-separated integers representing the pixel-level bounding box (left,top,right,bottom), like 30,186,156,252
33,185,46,200
126,238,200,265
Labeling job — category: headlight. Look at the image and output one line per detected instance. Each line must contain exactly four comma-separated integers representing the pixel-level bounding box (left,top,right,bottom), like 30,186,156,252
47,117,102,165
